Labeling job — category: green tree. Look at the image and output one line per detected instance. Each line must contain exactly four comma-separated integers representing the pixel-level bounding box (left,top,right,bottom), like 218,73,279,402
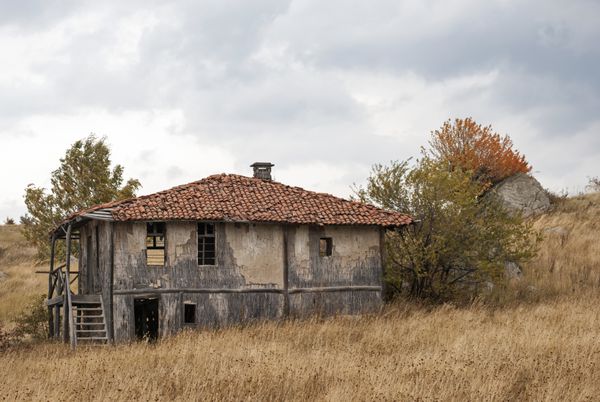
21,135,141,261
357,157,538,300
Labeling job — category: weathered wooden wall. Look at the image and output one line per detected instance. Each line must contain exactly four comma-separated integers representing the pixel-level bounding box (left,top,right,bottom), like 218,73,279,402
111,222,285,342
82,220,383,343
286,225,383,317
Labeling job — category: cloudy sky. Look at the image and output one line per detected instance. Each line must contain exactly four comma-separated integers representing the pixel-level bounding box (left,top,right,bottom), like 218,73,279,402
1,0,599,219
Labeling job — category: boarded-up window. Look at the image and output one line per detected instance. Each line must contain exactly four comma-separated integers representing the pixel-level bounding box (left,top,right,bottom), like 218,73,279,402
146,222,166,266
319,237,333,257
198,222,216,266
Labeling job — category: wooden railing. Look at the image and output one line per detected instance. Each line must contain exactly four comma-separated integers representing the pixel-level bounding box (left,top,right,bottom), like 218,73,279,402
46,224,78,349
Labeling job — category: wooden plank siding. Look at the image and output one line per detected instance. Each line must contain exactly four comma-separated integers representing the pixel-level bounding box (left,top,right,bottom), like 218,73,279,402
78,220,384,343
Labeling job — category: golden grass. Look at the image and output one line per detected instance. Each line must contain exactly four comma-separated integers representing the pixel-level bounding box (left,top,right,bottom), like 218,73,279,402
0,225,43,325
2,295,600,401
1,194,600,401
525,192,600,295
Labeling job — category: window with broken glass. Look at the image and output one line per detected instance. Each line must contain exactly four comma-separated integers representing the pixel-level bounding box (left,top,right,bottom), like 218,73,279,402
198,222,216,266
319,237,333,257
146,222,166,266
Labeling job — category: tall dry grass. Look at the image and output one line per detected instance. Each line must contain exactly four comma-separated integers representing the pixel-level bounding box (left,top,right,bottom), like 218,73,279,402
1,194,599,401
525,192,600,295
1,295,599,401
0,225,43,324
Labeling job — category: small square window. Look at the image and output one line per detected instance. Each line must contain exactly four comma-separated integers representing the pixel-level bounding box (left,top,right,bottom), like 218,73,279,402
319,237,333,257
184,303,196,324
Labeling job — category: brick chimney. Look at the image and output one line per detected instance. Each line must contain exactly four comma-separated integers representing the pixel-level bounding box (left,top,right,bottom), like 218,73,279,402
251,162,274,181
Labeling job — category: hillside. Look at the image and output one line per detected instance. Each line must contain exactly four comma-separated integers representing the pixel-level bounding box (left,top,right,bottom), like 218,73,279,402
0,225,41,325
1,194,599,400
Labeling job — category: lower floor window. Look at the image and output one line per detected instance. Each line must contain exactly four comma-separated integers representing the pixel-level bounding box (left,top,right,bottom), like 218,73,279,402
184,303,196,324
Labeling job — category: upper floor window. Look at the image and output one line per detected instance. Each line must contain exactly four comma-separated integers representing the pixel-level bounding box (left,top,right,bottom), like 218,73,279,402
198,223,216,266
146,222,165,266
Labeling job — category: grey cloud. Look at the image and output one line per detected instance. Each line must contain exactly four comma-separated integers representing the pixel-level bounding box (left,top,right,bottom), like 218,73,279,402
0,0,81,28
0,0,599,218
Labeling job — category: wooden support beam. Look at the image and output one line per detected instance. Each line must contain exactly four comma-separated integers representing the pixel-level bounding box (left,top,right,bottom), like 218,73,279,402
113,288,285,295
46,296,65,306
112,286,381,296
282,225,290,317
54,305,60,339
48,234,56,339
288,286,382,294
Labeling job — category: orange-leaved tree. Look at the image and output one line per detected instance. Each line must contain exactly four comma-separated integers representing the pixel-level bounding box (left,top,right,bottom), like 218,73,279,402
428,117,531,186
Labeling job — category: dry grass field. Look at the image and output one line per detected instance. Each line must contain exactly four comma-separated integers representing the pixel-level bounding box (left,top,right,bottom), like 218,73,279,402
0,225,42,326
1,193,599,401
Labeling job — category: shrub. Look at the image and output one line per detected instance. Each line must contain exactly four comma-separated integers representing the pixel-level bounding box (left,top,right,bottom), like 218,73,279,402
4,217,15,225
12,294,49,341
587,177,600,193
357,158,539,301
0,323,11,351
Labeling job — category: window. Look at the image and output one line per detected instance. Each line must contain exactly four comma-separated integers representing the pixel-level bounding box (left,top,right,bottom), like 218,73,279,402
146,222,165,266
319,237,333,257
198,222,216,265
183,303,196,324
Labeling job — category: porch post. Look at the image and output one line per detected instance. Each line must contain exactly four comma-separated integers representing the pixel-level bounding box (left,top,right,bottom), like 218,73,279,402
62,224,72,345
48,234,57,339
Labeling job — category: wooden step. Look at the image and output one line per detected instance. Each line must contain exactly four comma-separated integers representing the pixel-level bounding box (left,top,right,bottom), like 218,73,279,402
71,294,109,346
71,295,102,304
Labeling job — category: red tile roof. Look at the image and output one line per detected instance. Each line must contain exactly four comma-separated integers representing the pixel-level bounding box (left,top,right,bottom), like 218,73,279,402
62,174,412,228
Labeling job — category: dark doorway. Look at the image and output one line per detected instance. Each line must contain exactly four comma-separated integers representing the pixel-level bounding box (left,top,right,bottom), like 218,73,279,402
134,298,159,341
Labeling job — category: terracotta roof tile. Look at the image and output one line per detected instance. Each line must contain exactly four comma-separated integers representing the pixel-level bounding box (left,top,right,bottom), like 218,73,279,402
63,174,412,228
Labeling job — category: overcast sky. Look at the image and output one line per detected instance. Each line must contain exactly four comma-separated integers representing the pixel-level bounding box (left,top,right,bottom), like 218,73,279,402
1,0,599,220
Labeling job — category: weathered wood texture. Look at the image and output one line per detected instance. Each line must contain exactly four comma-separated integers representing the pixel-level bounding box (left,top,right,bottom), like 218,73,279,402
78,221,114,341
80,220,383,343
286,225,383,317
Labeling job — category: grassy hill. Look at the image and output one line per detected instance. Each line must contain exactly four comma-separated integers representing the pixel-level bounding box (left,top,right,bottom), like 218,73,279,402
0,225,42,325
1,194,599,400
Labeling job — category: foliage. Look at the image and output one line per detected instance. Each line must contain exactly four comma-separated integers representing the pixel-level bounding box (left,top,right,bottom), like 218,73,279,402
428,117,531,187
4,217,15,225
12,294,49,341
0,323,11,351
21,135,141,261
357,158,539,300
587,176,600,193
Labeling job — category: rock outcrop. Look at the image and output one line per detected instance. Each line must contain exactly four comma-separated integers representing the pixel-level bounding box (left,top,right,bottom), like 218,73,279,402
490,173,551,217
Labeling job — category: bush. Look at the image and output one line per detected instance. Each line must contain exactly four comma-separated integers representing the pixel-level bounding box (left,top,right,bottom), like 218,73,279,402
0,323,12,351
4,217,15,225
587,177,600,193
12,294,49,341
357,158,539,301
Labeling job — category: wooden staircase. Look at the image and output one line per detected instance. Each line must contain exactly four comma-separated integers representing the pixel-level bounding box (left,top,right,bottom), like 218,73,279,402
72,295,109,344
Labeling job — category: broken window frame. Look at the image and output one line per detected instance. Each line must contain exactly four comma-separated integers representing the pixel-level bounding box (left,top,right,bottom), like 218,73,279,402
319,237,333,257
146,222,166,267
197,222,216,266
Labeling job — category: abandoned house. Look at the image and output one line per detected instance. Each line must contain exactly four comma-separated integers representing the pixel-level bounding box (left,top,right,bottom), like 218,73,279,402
45,162,412,347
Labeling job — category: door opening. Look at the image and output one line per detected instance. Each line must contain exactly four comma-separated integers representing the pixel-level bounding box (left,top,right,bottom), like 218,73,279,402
134,298,159,341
